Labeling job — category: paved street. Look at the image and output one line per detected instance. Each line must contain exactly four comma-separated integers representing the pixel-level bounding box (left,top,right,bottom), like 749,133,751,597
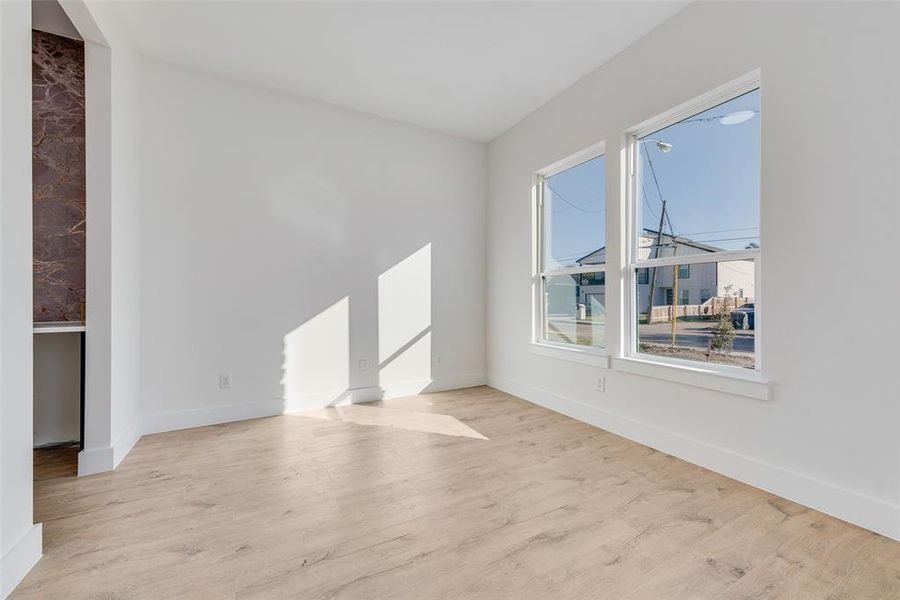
638,320,755,355
546,317,755,356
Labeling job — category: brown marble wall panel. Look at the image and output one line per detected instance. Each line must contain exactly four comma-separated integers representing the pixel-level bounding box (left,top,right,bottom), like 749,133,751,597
32,30,86,323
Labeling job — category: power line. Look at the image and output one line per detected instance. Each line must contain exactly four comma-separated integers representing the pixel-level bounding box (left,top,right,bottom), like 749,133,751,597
640,183,658,221
545,184,604,214
684,235,760,244
677,226,759,236
641,143,679,238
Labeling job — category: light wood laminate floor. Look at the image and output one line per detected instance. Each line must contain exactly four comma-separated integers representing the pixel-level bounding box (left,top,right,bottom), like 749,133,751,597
14,387,900,599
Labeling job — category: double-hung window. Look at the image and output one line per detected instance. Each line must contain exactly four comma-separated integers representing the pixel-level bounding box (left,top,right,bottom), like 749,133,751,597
535,145,606,350
627,80,760,371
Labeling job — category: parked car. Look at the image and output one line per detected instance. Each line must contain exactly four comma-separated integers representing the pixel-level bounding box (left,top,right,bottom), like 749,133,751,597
730,303,755,330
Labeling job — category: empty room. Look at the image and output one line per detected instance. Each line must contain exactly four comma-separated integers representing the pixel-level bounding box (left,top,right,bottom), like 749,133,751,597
1,0,899,598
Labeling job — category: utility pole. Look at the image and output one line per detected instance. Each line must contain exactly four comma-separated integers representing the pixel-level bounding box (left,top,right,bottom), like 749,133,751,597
671,262,679,346
645,200,666,325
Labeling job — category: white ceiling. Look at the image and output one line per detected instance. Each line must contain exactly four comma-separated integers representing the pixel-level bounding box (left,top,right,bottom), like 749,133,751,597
109,1,688,142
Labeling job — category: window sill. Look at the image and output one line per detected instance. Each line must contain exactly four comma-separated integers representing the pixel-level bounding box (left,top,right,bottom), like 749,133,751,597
530,342,610,369
611,356,769,401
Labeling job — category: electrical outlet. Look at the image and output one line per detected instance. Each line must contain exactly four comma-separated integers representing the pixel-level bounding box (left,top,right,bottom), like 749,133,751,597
359,359,368,373
596,376,606,393
436,355,442,365
219,373,232,389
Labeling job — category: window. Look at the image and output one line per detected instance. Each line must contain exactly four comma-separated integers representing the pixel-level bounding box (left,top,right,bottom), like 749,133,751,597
629,82,760,370
581,272,605,286
537,146,605,350
637,268,649,285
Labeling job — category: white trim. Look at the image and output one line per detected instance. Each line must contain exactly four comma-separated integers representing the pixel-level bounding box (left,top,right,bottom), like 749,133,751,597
284,386,385,412
534,141,608,354
530,343,610,368
612,355,768,400
630,70,761,139
486,375,900,541
77,446,113,476
32,322,85,334
143,398,284,435
144,375,488,435
77,417,144,475
625,72,762,373
425,372,487,392
537,140,606,178
541,264,607,277
1,524,43,598
634,249,758,269
112,418,142,468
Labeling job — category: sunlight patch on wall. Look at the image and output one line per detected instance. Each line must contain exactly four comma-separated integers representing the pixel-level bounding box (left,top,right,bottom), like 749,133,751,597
378,244,432,396
380,331,431,397
282,296,349,410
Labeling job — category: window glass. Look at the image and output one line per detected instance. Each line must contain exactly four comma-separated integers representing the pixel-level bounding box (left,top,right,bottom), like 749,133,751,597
542,155,605,270
635,259,755,368
632,85,760,370
543,272,605,348
638,89,759,253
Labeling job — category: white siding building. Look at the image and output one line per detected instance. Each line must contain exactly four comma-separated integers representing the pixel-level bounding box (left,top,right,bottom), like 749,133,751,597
576,230,754,314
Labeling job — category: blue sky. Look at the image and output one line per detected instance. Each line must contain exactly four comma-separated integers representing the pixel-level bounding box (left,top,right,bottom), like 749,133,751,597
544,88,760,268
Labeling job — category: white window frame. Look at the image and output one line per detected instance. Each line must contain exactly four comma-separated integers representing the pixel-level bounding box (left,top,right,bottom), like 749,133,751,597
625,73,762,375
532,141,607,358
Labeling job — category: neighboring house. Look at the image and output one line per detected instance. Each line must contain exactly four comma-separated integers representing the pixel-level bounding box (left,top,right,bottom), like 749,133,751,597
548,229,754,316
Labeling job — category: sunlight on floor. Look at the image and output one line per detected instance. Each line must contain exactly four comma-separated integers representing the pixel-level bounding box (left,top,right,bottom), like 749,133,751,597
296,403,488,440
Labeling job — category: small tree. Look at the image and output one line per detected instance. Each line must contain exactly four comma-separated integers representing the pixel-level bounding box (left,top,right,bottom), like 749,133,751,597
710,312,735,354
707,296,736,357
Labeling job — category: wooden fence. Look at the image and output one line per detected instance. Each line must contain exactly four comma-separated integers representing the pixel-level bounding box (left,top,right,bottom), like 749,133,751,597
647,296,753,323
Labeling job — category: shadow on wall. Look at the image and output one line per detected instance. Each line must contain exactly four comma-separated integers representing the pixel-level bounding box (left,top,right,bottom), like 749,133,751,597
281,244,433,411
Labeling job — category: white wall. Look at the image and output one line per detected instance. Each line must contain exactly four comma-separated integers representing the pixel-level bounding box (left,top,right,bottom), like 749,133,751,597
61,0,143,474
138,58,486,431
487,1,900,539
33,334,80,447
1,1,43,596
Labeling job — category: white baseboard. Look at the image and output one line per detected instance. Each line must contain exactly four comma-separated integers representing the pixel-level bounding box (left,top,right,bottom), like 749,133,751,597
78,373,488,476
425,372,486,393
1,523,42,598
78,417,144,476
283,374,487,411
487,373,900,541
142,398,284,435
77,445,114,476
283,386,384,412
112,418,143,467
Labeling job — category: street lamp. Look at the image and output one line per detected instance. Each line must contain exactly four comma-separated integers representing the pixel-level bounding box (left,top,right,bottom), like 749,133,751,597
638,137,676,342
641,138,673,153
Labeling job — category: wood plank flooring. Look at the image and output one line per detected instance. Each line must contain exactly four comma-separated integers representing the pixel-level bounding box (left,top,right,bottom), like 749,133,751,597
33,444,78,481
13,386,900,599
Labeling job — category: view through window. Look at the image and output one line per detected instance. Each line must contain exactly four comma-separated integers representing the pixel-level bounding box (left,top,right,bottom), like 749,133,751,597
539,152,605,349
632,87,760,369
